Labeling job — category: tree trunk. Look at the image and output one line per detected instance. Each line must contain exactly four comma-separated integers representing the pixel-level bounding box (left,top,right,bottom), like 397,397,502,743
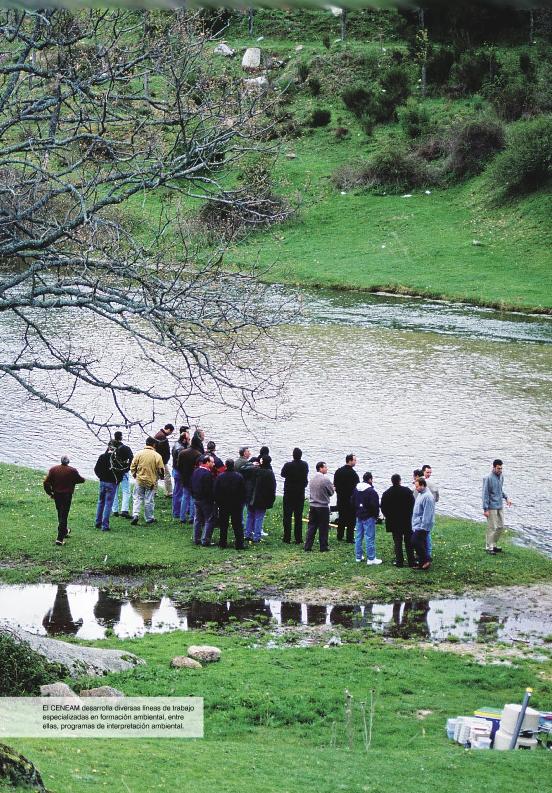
341,9,348,42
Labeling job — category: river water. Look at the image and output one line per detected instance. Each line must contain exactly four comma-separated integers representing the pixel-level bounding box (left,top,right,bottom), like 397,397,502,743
1,288,551,553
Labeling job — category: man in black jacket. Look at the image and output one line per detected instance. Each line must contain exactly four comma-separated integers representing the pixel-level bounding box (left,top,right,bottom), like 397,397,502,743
380,473,416,568
94,445,125,532
154,423,174,497
281,447,309,544
245,456,276,543
333,453,359,543
214,459,246,549
110,431,133,518
191,454,216,546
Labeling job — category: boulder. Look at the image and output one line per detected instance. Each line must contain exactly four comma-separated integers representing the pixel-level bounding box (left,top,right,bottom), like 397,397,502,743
171,656,202,670
214,42,235,57
0,620,144,678
0,743,47,792
40,682,78,697
187,645,221,663
243,76,269,93
80,686,125,697
242,47,262,71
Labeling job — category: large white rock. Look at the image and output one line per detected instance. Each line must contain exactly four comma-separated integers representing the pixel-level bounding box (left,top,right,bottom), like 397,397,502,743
214,42,235,57
242,47,262,71
1,620,144,678
187,645,221,663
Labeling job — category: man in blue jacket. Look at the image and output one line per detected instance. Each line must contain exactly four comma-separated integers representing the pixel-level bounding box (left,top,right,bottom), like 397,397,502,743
482,459,513,555
411,477,435,570
351,472,381,565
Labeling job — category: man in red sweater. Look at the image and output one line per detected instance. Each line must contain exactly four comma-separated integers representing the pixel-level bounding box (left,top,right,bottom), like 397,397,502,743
43,456,85,546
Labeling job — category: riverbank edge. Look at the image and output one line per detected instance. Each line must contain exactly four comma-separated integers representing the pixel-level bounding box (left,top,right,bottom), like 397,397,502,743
2,462,552,606
260,275,552,316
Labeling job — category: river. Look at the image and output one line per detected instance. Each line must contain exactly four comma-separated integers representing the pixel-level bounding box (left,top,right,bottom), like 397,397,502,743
1,288,551,553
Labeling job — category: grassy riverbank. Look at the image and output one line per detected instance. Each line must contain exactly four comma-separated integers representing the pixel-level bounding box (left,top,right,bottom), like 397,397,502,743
5,628,552,793
1,463,551,602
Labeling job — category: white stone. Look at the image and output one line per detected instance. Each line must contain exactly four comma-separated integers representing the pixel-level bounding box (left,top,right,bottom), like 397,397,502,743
187,645,221,663
243,76,269,93
80,686,124,697
242,47,262,71
214,42,235,57
40,682,78,697
171,656,203,670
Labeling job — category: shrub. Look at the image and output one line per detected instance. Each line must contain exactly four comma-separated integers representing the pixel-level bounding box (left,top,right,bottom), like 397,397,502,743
322,34,331,50
308,77,321,97
332,144,429,194
334,126,349,140
483,71,533,121
398,100,431,139
341,84,374,118
0,635,62,696
309,108,331,127
296,62,309,83
446,118,505,178
489,115,552,198
535,61,552,112
451,51,492,94
519,52,535,79
427,46,455,86
378,65,410,120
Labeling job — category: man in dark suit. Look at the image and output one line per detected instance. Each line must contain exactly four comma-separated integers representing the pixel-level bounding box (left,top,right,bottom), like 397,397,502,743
380,473,416,568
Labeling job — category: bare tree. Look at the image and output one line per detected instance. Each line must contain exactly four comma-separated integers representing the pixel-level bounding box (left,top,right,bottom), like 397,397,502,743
0,8,294,434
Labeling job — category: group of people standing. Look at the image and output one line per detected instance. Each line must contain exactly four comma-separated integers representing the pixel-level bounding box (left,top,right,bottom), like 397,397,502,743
43,427,512,566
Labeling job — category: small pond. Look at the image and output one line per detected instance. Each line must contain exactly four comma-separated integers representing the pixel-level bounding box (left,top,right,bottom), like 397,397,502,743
1,583,550,645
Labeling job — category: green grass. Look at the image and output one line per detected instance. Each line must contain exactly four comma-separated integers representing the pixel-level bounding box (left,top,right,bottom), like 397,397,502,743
229,126,552,312
1,463,552,602
4,628,552,792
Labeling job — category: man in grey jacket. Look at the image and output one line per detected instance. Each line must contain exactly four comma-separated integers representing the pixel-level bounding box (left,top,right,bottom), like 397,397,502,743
411,477,435,570
482,459,513,555
304,462,335,552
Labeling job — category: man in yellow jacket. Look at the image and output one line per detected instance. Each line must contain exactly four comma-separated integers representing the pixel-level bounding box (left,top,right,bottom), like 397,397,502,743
130,438,164,525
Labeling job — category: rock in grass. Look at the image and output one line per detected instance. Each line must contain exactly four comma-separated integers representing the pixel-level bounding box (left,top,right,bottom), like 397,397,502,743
0,742,47,791
242,47,262,70
171,656,202,670
1,621,144,678
80,686,124,697
40,682,78,697
187,645,221,663
214,42,235,57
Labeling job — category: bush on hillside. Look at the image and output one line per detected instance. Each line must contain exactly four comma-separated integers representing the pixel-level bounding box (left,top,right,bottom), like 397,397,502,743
308,108,331,127
0,634,62,696
450,50,497,94
378,64,411,120
446,118,505,178
332,145,430,194
519,52,535,79
488,115,552,199
397,100,431,139
535,61,552,113
483,70,533,121
426,46,455,86
296,62,309,83
308,76,321,96
341,84,375,118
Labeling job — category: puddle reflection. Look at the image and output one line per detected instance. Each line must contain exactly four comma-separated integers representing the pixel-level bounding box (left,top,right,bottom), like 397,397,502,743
0,583,550,645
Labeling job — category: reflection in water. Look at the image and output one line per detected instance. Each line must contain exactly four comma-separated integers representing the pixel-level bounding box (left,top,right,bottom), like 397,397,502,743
0,583,546,643
94,590,123,627
42,585,83,635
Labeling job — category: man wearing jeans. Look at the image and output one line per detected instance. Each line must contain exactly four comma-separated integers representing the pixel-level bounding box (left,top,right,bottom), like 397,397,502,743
351,472,381,565
110,431,133,518
191,454,216,546
482,459,513,555
411,477,435,570
94,444,124,532
304,462,335,552
130,438,164,525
